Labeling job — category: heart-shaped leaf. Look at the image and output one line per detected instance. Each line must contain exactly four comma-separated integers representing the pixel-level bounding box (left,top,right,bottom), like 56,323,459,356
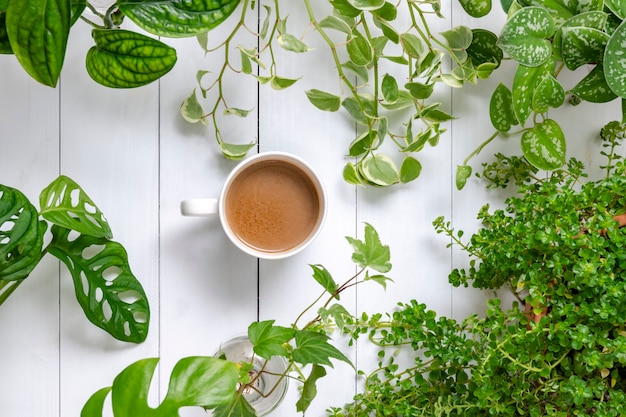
490,83,518,132
359,154,399,186
570,65,617,103
119,0,241,38
498,7,555,67
399,156,422,183
441,25,473,63
467,29,503,67
458,0,491,17
39,175,112,239
330,0,362,18
5,0,71,86
82,357,239,417
277,33,311,53
532,75,564,113
512,58,554,125
456,165,473,190
604,19,626,99
553,11,608,60
86,29,177,88
561,27,609,71
521,119,566,171
47,226,150,343
0,185,46,282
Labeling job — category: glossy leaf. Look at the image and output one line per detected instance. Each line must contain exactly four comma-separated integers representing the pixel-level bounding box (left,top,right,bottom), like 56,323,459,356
248,320,295,359
497,7,555,67
0,3,11,54
347,30,373,66
329,0,361,17
532,75,564,113
345,222,391,273
359,154,399,186
604,19,626,99
305,89,341,111
0,185,46,281
81,357,239,417
570,65,617,103
604,0,626,20
490,83,518,132
219,142,255,161
521,119,566,171
293,330,353,368
5,0,71,86
87,29,177,88
458,0,492,17
278,33,311,53
296,365,327,413
181,89,206,124
512,59,554,125
399,156,422,183
561,27,608,71
347,0,385,10
119,0,241,38
456,165,473,190
47,226,150,343
467,29,503,67
39,175,112,239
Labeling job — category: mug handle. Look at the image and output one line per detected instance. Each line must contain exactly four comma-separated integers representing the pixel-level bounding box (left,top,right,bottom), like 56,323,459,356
180,198,219,216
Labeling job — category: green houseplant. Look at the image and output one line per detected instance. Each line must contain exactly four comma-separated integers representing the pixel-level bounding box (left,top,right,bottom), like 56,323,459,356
324,121,626,416
0,175,150,343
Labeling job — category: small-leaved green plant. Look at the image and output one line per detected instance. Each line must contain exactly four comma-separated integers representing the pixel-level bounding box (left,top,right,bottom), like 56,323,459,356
0,175,150,343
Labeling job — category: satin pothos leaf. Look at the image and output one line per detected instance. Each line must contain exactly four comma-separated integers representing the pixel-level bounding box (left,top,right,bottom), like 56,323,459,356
605,19,626,99
47,226,150,343
521,119,566,171
86,29,177,88
497,7,555,67
119,0,242,38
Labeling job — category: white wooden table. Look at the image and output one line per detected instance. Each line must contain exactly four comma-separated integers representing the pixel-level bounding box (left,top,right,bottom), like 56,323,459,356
0,2,620,416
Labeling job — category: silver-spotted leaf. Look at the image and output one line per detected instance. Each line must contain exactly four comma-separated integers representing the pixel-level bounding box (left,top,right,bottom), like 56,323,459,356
87,29,177,88
604,19,626,99
570,65,617,103
467,29,503,67
490,83,518,132
512,58,554,125
553,11,608,60
458,0,491,17
561,27,608,71
532,75,564,113
521,119,566,171
498,7,555,67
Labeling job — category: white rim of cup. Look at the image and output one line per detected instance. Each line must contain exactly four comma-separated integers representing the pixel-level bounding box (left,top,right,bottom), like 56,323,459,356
219,151,327,260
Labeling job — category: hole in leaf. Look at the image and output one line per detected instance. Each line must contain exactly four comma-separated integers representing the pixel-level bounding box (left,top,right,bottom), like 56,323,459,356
54,185,67,207
82,244,105,260
124,321,131,336
0,236,9,245
95,287,103,302
84,202,97,214
0,191,3,199
118,290,141,304
67,229,81,242
0,220,15,232
133,311,148,324
102,266,122,282
70,188,80,208
85,213,101,228
102,300,112,321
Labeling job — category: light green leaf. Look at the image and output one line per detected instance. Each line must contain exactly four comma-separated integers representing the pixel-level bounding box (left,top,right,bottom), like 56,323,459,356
532,75,564,113
342,61,369,81
521,119,566,171
364,271,393,289
456,165,473,190
212,394,256,417
296,365,327,413
310,264,339,297
349,130,378,156
239,48,252,74
48,226,150,343
570,65,617,103
604,0,626,19
342,95,377,124
86,29,177,88
346,0,385,10
119,0,242,38
305,89,341,111
270,75,300,90
490,83,518,132
375,18,399,44
497,7,555,67
329,0,362,17
345,222,391,273
181,89,206,124
346,30,373,66
39,175,112,239
400,33,425,59
372,2,397,20
248,320,295,359
293,331,353,368
219,142,256,161
278,33,311,53
604,19,626,99
319,15,352,35
343,163,365,186
319,303,352,329
561,27,609,71
359,154,399,186
224,107,253,117
399,156,421,183
405,82,434,100
441,25,473,63
238,46,265,69
5,0,71,86
458,0,491,17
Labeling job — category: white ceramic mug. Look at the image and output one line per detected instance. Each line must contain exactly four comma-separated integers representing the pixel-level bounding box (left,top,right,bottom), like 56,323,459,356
180,152,327,259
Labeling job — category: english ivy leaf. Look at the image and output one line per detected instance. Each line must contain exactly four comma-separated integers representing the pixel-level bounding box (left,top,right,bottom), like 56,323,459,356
346,0,385,10
561,27,609,71
86,29,177,88
347,30,373,66
521,119,566,171
345,222,391,273
39,175,112,239
0,184,46,281
119,0,241,38
47,225,150,343
305,89,341,112
570,65,617,103
399,156,422,183
490,83,518,132
293,330,353,368
181,89,206,125
310,264,338,298
604,19,626,99
248,320,295,359
296,364,327,413
359,154,399,186
458,0,492,17
319,303,352,329
270,75,300,90
497,6,555,67
277,33,311,53
5,0,71,86
512,58,554,125
467,29,503,67
364,271,393,289
532,75,564,113
456,165,473,190
219,142,256,161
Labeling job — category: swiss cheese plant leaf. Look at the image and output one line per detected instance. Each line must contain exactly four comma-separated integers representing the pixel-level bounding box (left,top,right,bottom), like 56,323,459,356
467,29,503,68
5,0,71,86
532,75,564,113
81,357,239,417
86,29,177,88
39,175,112,239
0,185,46,281
521,119,566,171
47,226,150,343
458,0,491,17
604,19,626,99
561,27,609,71
248,320,295,359
490,83,518,132
118,0,242,38
512,58,554,125
497,7,555,67
570,65,617,103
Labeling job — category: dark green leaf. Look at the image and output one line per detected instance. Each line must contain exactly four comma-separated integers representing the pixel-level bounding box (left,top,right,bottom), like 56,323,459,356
561,27,608,71
532,75,564,113
345,222,391,273
310,264,338,297
467,29,503,67
39,175,112,239
305,89,341,111
86,29,177,88
329,0,362,18
490,83,518,132
372,2,397,20
5,0,71,86
381,74,398,103
347,0,385,10
0,4,12,54
521,119,566,170
458,0,492,17
119,0,241,38
399,156,422,183
47,226,150,343
497,7,555,67
349,130,377,156
376,18,399,43
296,364,327,413
248,320,295,359
293,330,353,368
212,394,256,417
0,185,46,281
605,19,626,98
570,65,617,103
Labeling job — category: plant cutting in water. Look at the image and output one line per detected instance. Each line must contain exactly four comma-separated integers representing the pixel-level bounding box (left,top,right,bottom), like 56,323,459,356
0,175,150,343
